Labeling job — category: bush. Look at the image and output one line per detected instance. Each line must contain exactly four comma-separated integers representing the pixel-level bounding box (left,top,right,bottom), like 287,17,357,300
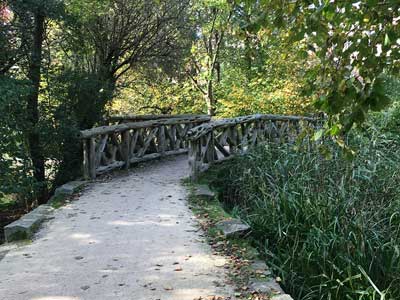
0,76,37,207
205,122,400,299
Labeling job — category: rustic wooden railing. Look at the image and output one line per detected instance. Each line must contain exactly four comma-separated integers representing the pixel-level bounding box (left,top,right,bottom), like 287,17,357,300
187,114,317,179
79,115,210,179
108,114,201,124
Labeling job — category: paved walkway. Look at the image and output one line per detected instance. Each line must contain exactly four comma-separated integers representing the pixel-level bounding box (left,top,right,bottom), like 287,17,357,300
0,155,235,300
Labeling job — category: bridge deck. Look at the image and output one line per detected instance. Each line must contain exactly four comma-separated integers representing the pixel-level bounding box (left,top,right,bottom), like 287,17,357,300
0,155,234,300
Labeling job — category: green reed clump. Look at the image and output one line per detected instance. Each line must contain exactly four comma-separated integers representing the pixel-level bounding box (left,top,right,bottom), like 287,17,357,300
206,132,400,300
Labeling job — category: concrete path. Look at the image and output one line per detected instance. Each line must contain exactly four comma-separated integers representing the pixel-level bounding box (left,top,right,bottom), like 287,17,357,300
0,155,235,300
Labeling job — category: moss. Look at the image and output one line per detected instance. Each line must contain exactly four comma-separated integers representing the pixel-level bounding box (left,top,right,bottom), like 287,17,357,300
48,194,68,209
6,230,28,242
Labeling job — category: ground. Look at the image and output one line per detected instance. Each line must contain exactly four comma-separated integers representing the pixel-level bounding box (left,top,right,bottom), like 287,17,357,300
0,155,236,300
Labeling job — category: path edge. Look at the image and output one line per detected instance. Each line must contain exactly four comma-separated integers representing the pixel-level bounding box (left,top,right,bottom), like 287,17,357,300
187,182,294,300
3,180,87,243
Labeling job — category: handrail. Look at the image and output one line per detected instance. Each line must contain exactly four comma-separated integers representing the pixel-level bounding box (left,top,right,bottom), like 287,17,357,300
80,115,210,139
108,114,208,124
80,115,210,179
187,114,316,140
187,114,318,179
79,113,318,180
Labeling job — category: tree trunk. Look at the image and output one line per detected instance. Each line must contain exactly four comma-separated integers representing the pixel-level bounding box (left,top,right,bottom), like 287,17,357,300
244,35,252,80
27,12,47,204
206,80,215,116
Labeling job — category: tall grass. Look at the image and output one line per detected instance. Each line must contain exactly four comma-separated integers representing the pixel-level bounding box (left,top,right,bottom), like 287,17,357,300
206,125,400,300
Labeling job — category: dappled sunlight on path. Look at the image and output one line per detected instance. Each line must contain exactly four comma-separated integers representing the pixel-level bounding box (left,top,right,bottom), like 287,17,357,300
0,155,235,300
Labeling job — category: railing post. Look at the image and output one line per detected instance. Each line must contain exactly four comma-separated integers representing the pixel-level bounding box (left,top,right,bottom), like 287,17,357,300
89,137,97,179
158,125,166,156
205,131,215,165
83,139,90,180
188,139,200,180
122,130,131,170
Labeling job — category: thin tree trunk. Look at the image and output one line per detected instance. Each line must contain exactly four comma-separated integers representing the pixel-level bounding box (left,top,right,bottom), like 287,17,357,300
206,80,215,116
244,35,252,80
27,12,47,204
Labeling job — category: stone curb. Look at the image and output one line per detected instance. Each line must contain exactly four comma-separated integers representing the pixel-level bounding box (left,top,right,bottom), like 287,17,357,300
4,180,86,243
248,259,293,300
193,184,215,200
54,180,86,196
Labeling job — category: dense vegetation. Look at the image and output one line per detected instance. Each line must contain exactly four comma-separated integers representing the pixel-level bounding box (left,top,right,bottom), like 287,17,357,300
0,0,318,208
204,102,400,299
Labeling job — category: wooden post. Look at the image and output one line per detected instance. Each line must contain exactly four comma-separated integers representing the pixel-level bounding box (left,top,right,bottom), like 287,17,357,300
205,131,215,165
122,130,131,170
158,125,166,156
170,125,177,150
83,139,90,180
89,137,97,179
188,139,200,180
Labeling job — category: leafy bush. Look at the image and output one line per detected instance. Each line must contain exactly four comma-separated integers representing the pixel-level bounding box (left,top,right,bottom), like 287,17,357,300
0,76,37,207
205,121,400,300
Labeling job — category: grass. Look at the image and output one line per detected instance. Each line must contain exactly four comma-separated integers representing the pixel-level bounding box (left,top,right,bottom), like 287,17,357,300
200,123,400,300
0,195,18,210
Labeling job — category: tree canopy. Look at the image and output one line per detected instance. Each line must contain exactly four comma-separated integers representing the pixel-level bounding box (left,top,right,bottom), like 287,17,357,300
0,0,399,207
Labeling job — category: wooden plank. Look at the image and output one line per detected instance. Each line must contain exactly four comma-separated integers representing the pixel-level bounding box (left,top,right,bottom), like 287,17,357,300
138,127,159,157
214,139,231,157
130,149,188,164
129,130,140,156
96,161,125,175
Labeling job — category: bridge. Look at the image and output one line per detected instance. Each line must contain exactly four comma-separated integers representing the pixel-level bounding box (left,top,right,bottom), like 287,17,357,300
0,114,316,300
79,114,316,179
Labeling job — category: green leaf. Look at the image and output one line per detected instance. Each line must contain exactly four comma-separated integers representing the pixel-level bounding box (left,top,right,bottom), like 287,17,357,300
313,129,324,141
384,33,391,46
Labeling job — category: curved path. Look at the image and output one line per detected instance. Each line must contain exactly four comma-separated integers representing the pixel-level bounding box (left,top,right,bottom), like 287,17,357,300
0,155,235,300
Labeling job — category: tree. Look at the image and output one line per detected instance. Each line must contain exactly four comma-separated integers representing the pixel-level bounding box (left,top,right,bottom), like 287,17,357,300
186,0,232,116
237,0,400,133
6,0,63,203
60,0,192,127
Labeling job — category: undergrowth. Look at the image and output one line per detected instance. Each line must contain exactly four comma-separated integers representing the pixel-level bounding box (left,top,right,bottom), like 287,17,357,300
202,119,400,300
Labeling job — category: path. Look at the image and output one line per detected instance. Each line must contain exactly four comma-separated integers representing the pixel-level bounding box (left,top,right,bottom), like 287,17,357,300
0,155,235,300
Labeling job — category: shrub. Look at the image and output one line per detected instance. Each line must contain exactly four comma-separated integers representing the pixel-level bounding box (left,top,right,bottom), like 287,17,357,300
0,76,37,207
205,123,400,300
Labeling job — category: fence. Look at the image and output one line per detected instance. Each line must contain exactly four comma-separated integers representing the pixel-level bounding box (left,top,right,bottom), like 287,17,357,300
79,115,210,179
187,114,317,179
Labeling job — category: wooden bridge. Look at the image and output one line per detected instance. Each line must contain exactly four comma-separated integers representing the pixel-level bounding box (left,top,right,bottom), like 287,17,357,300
79,113,317,179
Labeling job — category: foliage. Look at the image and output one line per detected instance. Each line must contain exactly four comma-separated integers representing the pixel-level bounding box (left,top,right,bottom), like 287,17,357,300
113,1,313,118
185,0,233,115
63,0,192,82
239,0,400,132
0,0,195,208
216,32,314,117
204,112,400,299
0,77,36,205
110,70,205,115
